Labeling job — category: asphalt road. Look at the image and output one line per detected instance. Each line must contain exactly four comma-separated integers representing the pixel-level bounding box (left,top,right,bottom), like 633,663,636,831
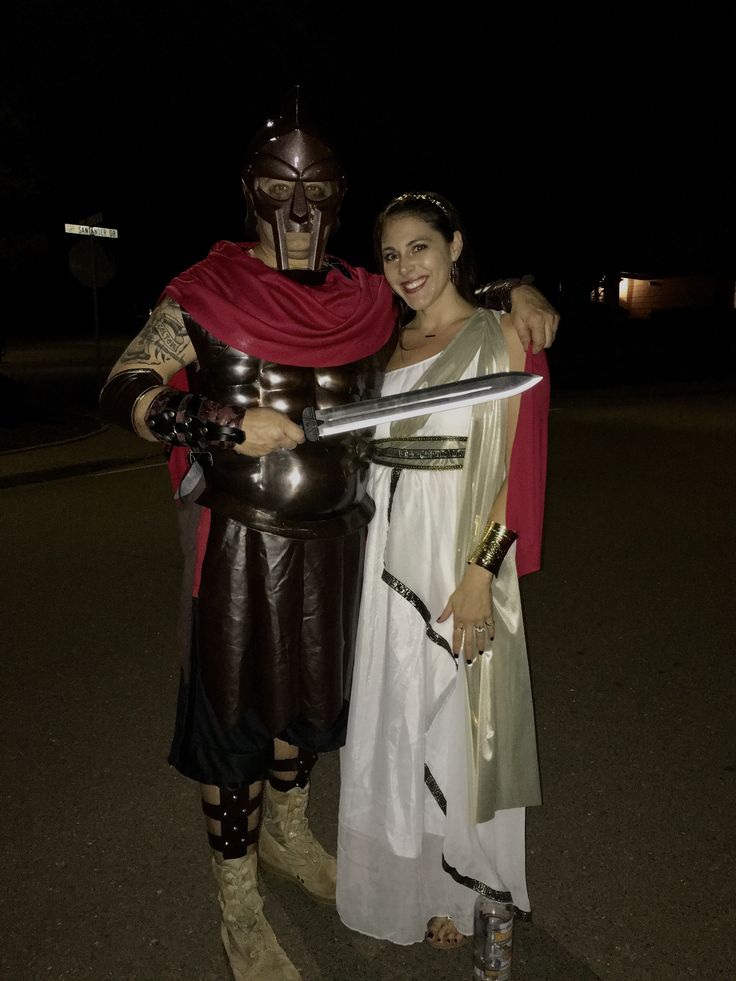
1,371,735,980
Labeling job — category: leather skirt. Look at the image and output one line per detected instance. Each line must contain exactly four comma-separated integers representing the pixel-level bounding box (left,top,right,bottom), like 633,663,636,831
169,507,365,788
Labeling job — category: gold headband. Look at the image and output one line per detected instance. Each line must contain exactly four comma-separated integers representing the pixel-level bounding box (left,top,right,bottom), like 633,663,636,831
386,192,450,219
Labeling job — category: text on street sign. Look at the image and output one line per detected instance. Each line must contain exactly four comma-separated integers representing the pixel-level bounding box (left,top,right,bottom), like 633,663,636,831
64,223,119,238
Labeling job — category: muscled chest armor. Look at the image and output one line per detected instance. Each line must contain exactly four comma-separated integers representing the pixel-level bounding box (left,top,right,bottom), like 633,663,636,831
185,315,385,539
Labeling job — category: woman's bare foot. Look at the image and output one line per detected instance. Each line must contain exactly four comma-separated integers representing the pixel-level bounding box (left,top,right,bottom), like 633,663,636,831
424,915,470,949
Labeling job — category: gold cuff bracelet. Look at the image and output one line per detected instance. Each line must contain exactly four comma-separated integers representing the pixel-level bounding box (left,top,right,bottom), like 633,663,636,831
468,520,518,576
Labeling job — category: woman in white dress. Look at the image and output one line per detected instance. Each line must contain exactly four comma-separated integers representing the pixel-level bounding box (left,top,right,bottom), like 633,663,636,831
336,192,550,949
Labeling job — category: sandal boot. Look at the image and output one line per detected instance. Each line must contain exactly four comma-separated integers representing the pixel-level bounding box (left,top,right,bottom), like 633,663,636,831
425,916,471,950
258,782,336,905
212,851,301,980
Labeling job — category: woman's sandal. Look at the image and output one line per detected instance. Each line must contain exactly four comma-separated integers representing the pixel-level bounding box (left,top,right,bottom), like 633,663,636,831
424,916,471,950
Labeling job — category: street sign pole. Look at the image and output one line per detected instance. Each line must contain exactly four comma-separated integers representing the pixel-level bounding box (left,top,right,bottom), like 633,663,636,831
65,218,118,385
91,238,99,379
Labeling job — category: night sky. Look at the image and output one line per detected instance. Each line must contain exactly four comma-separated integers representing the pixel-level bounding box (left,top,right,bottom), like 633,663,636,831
3,2,733,338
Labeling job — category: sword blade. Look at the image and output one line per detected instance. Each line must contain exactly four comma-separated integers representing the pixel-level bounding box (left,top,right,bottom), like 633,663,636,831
302,371,542,441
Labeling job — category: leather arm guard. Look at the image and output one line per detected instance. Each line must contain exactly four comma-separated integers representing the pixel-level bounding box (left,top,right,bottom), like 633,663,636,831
99,368,165,433
99,368,245,449
475,274,535,313
144,389,246,449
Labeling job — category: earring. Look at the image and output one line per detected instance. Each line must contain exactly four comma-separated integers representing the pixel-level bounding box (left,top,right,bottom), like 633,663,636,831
450,261,458,285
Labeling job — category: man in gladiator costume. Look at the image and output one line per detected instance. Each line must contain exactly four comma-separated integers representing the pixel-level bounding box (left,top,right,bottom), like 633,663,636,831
99,90,559,980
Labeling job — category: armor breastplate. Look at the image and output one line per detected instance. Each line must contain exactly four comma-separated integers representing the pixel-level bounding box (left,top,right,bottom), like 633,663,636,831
185,316,384,539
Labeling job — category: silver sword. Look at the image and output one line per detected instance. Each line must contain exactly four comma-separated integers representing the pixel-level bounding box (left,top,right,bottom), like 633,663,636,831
301,371,542,442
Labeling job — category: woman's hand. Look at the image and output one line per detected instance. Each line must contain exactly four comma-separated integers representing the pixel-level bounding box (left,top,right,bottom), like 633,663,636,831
233,407,306,457
437,564,496,663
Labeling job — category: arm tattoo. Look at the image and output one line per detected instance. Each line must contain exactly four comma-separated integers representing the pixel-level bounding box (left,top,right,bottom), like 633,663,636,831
119,301,191,368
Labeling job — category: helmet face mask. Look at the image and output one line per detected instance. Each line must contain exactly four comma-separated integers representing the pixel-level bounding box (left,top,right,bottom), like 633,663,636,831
242,94,346,271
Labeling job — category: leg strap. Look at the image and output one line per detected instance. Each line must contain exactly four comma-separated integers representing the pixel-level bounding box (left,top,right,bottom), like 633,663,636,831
202,786,263,859
268,749,318,791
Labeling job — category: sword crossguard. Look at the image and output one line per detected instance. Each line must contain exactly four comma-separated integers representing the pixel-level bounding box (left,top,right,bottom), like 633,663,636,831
302,406,323,442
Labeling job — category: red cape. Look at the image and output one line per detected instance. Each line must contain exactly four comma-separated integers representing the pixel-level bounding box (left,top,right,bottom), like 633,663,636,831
507,347,550,577
163,240,396,367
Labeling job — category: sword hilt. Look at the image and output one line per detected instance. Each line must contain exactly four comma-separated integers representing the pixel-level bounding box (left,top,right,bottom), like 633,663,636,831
302,406,323,442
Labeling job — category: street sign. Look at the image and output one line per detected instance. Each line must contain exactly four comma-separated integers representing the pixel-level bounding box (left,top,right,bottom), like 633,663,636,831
69,239,116,288
65,223,118,238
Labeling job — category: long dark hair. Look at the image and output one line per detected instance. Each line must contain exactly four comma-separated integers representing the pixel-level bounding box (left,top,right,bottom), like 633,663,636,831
373,191,478,326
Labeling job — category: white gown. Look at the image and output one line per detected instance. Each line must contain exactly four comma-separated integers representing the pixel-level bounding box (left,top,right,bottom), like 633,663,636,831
337,353,531,944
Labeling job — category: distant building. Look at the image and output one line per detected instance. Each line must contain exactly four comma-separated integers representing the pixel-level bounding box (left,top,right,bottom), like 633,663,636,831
591,272,735,318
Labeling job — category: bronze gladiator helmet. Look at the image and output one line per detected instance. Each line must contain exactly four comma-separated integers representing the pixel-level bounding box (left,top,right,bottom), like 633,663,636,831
242,86,346,271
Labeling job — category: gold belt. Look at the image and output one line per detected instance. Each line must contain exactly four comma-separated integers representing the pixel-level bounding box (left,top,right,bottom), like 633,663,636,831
371,436,467,470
